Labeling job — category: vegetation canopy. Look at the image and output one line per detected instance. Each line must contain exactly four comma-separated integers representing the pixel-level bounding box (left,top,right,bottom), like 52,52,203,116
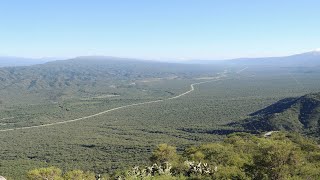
23,132,320,180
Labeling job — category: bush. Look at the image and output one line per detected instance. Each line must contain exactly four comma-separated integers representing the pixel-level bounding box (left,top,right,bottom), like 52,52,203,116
27,167,63,180
26,132,320,180
64,170,95,180
150,144,179,164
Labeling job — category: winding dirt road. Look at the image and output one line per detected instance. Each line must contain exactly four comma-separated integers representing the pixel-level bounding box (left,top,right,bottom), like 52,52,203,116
0,76,224,132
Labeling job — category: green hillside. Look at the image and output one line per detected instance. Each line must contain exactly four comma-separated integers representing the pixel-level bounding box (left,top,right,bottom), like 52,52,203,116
0,57,222,105
233,92,320,137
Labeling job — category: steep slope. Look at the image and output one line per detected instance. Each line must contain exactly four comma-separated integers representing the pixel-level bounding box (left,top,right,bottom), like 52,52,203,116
233,92,320,136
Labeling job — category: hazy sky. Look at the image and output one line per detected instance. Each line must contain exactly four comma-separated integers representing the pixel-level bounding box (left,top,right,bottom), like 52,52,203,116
0,0,319,60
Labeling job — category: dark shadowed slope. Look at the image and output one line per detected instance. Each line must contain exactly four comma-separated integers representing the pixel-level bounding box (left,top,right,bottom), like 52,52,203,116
231,92,320,137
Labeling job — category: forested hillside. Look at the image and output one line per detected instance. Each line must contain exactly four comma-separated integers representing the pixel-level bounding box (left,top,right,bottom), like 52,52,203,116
0,57,222,105
232,92,320,137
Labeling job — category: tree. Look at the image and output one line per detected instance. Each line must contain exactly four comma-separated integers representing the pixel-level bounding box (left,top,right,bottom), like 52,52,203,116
150,144,179,164
246,139,301,180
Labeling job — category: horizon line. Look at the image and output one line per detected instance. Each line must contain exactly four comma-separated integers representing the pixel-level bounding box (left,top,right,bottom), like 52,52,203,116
1,48,319,62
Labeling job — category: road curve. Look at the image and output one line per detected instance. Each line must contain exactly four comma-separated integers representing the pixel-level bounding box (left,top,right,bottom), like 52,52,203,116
0,76,223,132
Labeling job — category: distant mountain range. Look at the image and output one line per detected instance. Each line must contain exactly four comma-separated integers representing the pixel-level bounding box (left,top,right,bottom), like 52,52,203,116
188,50,320,67
231,92,320,137
0,56,221,105
0,56,55,67
1,50,320,67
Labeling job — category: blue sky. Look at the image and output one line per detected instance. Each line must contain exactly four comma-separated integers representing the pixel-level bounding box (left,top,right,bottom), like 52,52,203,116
0,0,319,60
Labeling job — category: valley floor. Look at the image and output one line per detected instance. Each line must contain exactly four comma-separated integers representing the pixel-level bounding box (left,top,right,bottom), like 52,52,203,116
1,69,320,179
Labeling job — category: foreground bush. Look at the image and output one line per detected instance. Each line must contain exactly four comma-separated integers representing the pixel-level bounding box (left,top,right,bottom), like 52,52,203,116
26,168,97,180
26,132,320,180
27,167,63,180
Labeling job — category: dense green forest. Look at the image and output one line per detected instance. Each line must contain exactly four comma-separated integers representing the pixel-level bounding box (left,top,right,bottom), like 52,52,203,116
5,132,319,180
1,58,320,179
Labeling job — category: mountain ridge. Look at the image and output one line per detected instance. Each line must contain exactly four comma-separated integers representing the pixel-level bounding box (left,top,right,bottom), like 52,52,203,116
187,50,320,67
2,50,320,67
0,56,221,105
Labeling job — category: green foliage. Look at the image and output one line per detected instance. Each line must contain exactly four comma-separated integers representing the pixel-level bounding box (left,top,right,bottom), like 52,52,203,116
63,170,95,180
23,132,320,180
213,166,249,180
1,65,320,179
122,132,320,180
150,144,179,164
247,139,299,179
184,132,320,180
27,167,63,180
26,168,98,180
237,92,320,137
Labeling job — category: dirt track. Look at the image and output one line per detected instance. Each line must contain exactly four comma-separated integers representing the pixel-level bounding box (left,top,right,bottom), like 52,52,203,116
0,75,225,132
